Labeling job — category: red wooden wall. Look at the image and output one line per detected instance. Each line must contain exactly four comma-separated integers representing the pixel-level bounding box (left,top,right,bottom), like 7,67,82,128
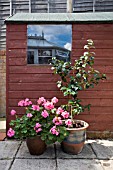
6,23,113,136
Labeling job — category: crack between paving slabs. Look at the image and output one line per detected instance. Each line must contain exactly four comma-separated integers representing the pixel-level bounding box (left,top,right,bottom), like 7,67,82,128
54,143,58,170
8,140,22,170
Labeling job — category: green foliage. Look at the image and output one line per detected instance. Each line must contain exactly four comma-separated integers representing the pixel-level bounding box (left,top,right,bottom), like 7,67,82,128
51,39,106,119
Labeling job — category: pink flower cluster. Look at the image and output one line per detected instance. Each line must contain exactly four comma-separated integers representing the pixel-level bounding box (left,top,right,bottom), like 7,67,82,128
53,116,62,125
65,119,72,127
32,105,40,111
27,113,33,118
10,109,16,116
44,101,54,110
61,111,69,119
50,126,59,136
51,97,58,104
41,110,49,118
34,123,42,133
37,97,46,105
7,128,15,137
18,98,32,107
56,107,64,115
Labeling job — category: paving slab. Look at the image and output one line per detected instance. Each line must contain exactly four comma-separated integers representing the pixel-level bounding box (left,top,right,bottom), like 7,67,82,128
91,140,113,160
57,159,104,170
0,141,21,159
16,141,55,159
100,160,113,170
10,159,56,170
56,142,96,159
0,159,13,170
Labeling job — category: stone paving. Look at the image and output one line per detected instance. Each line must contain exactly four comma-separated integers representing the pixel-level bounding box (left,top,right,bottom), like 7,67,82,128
0,140,113,170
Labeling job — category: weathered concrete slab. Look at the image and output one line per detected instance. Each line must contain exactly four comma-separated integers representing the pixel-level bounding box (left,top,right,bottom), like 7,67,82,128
0,141,21,159
0,160,13,170
10,159,56,170
16,141,55,159
56,142,96,159
57,159,104,170
91,140,113,159
100,160,113,170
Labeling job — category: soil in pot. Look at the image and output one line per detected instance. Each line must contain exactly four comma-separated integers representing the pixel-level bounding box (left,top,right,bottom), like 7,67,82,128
26,136,47,155
61,120,89,155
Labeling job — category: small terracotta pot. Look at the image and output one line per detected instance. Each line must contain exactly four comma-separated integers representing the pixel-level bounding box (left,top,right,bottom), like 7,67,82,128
61,120,89,155
26,136,46,155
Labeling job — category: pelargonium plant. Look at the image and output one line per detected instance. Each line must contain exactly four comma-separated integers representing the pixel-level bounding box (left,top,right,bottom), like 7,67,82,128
7,97,72,144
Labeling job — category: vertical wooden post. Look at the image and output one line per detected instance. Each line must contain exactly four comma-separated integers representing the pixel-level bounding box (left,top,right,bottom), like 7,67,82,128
67,0,73,13
10,0,12,16
29,0,31,13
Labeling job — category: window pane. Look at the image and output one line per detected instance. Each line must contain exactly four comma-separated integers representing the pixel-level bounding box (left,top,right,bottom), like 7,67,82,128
27,51,34,64
39,57,52,64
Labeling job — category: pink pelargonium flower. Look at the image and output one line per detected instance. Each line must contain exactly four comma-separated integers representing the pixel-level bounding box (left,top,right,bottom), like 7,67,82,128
53,117,62,125
32,105,40,111
35,123,41,128
18,100,25,106
61,111,69,119
24,98,32,106
7,128,15,137
50,126,59,136
27,113,33,118
51,97,58,104
37,97,46,105
56,107,64,115
36,128,42,133
41,110,49,118
65,119,72,127
44,101,54,110
10,109,16,116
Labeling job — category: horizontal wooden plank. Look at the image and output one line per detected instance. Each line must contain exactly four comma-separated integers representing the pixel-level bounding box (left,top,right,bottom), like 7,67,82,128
9,73,59,83
87,122,113,131
72,58,113,66
7,24,27,32
72,49,113,57
9,58,27,66
9,98,113,107
9,65,53,74
73,32,113,40
8,40,27,49
8,49,27,57
72,40,113,49
8,32,27,40
8,82,113,91
8,73,113,83
72,24,113,32
8,91,64,99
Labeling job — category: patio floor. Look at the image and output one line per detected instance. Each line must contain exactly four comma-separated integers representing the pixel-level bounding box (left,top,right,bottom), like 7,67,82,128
0,139,113,170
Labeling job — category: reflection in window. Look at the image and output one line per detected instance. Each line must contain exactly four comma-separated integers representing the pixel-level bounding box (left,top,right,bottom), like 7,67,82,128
39,57,52,64
38,49,52,56
27,51,34,64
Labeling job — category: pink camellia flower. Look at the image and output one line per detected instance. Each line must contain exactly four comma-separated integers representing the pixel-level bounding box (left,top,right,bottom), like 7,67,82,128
32,105,40,111
41,110,49,118
18,100,25,106
50,126,59,136
44,101,54,110
35,123,41,128
53,117,62,125
65,119,72,127
37,97,46,105
36,128,42,133
7,128,15,137
27,113,33,118
10,109,16,116
56,107,64,115
51,97,58,104
61,111,69,119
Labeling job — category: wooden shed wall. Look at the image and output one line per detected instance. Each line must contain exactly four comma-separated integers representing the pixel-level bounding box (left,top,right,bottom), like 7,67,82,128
6,23,113,135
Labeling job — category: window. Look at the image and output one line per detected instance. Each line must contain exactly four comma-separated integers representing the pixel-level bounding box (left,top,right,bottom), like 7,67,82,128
27,25,72,65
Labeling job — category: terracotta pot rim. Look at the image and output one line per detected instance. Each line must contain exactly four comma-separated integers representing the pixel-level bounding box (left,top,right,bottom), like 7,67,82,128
66,120,89,131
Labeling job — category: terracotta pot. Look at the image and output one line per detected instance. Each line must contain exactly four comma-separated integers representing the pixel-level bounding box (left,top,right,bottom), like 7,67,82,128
26,136,46,155
61,120,89,155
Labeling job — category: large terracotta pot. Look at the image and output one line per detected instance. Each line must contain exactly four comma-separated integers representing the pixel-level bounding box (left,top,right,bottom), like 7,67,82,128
26,136,46,155
61,120,89,155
